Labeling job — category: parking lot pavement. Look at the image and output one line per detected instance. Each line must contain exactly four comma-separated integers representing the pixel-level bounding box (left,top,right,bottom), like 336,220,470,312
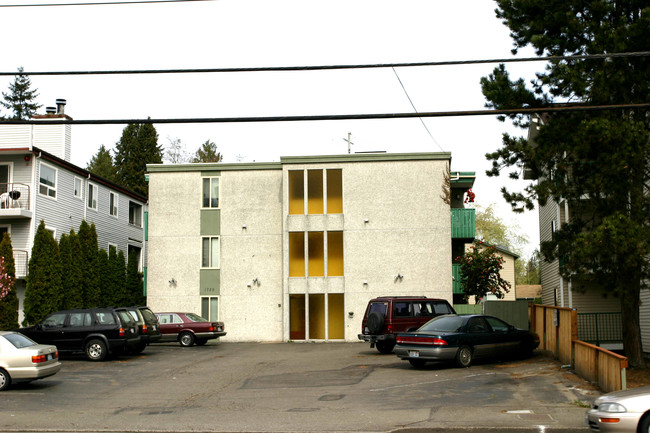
1,342,595,433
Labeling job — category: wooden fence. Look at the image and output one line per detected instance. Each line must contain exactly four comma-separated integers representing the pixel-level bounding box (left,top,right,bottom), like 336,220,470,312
529,304,628,392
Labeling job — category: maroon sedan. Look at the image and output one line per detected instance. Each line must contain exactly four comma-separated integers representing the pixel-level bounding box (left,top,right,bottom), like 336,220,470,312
154,313,226,347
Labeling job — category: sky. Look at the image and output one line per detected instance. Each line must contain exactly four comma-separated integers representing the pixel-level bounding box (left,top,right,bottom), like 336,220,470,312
0,0,544,258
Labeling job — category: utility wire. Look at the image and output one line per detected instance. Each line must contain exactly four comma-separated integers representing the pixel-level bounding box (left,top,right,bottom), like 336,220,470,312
2,51,648,76
1,103,648,126
0,0,212,7
392,67,445,152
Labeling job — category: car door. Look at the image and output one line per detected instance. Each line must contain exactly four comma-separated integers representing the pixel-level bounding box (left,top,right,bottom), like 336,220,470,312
466,317,496,358
391,301,418,332
60,312,93,351
484,316,520,355
156,313,183,341
35,313,68,348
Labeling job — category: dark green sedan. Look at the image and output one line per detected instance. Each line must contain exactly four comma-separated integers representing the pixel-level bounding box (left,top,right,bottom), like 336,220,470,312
394,314,540,368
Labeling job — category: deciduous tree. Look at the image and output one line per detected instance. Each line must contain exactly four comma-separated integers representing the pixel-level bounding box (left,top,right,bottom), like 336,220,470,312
457,241,511,304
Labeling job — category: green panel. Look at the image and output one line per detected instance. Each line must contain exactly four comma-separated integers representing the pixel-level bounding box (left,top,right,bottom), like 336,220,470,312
451,208,475,239
200,269,220,296
143,267,147,296
144,211,148,241
201,209,221,235
454,304,483,315
452,263,464,294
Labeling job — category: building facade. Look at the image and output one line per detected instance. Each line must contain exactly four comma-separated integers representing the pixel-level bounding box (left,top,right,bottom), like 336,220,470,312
147,152,476,342
0,101,147,324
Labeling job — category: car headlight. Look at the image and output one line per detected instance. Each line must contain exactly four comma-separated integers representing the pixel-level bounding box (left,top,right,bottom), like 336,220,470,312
598,402,626,413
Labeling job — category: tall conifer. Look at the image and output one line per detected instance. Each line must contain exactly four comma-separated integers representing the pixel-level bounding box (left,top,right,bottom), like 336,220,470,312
0,233,18,329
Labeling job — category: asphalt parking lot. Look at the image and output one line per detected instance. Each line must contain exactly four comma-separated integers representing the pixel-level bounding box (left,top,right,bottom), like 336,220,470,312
1,341,596,433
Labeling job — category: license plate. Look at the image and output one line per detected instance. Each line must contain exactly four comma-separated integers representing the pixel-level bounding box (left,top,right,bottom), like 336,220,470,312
364,327,369,333
152,325,156,331
409,350,419,358
47,353,54,360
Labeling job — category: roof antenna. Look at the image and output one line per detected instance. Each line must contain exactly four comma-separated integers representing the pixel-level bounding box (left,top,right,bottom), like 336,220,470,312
343,132,354,154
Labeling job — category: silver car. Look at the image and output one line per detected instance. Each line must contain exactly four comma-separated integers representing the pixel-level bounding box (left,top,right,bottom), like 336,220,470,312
0,331,62,391
586,386,650,432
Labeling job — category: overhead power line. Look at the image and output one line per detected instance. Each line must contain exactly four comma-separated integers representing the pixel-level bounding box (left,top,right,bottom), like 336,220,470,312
0,0,213,7
1,51,648,76
2,103,648,126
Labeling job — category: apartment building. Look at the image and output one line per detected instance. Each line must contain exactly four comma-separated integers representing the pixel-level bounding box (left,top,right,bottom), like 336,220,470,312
146,152,476,342
0,100,147,323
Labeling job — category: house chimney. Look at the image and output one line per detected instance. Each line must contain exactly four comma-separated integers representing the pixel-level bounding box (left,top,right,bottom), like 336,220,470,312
55,99,66,115
45,107,56,115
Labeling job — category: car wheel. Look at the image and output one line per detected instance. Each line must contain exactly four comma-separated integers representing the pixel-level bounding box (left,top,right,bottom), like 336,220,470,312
195,338,207,346
0,369,11,391
456,345,473,368
85,339,108,361
367,311,385,334
409,359,427,369
639,414,650,433
179,332,195,347
375,341,395,354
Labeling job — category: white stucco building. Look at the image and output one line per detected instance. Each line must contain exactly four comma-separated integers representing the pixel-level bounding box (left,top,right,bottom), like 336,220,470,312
146,152,476,342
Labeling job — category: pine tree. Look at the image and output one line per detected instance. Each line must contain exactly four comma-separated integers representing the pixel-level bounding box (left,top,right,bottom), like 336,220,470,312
97,248,110,306
1,67,41,120
480,1,649,367
24,221,62,325
192,140,222,163
109,247,128,306
0,233,18,330
78,221,100,308
126,249,144,306
86,144,117,182
114,122,163,196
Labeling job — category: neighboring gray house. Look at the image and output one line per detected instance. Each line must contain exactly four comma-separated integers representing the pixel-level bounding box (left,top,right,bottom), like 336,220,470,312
0,100,147,324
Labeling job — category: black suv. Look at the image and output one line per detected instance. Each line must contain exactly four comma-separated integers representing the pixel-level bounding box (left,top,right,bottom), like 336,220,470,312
125,306,162,353
358,296,456,353
19,308,140,361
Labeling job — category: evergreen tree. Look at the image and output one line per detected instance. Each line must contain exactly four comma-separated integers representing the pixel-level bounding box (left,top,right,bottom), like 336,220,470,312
64,230,84,309
86,144,117,182
24,221,62,325
109,247,128,306
1,67,41,120
480,1,649,367
192,140,222,163
97,248,110,306
126,249,144,306
113,122,163,196
78,221,100,307
0,233,18,330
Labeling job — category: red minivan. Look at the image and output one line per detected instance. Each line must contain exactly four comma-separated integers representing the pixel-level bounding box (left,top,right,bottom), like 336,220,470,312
358,296,456,353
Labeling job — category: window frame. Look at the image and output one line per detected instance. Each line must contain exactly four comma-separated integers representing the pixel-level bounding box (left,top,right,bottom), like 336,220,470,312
129,201,143,227
202,177,220,208
73,177,83,200
109,192,119,218
201,236,220,269
38,162,57,199
87,183,98,210
201,296,220,321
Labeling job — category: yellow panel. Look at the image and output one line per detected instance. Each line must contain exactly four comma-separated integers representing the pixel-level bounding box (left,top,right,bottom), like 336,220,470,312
307,170,323,214
308,231,324,277
326,169,342,214
309,294,325,339
327,231,344,276
288,171,304,215
289,232,305,277
290,294,305,340
328,294,345,339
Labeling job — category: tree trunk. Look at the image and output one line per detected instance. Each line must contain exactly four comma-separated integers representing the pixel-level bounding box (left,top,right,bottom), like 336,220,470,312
620,277,645,369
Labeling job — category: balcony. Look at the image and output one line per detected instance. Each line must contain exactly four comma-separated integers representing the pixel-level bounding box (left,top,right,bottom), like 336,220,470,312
452,263,464,294
0,183,32,219
451,208,475,239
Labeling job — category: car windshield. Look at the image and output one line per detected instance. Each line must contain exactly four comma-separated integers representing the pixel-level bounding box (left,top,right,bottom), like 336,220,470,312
140,308,157,322
3,332,37,348
418,315,465,333
185,313,208,322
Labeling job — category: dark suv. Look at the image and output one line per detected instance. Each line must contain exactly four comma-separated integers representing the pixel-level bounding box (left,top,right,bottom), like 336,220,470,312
18,308,140,361
358,296,456,353
125,306,162,353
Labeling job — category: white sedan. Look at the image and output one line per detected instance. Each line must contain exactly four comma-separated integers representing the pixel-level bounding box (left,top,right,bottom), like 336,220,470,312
0,331,62,391
586,385,650,432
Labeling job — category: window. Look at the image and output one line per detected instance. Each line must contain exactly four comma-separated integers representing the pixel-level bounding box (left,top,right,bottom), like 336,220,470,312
289,231,344,277
288,171,304,215
74,177,82,199
108,242,118,254
109,192,118,217
327,231,343,276
87,183,98,209
201,297,219,321
202,236,220,268
307,170,323,214
308,231,324,276
288,169,343,215
326,169,342,213
129,201,142,226
202,177,219,208
68,312,92,327
289,232,305,277
39,163,57,198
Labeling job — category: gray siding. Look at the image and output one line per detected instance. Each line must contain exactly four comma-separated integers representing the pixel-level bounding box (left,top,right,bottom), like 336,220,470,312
539,199,560,305
641,288,650,354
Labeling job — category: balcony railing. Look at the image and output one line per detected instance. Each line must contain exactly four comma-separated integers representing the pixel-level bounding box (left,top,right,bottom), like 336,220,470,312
452,263,464,294
451,208,475,239
0,183,30,211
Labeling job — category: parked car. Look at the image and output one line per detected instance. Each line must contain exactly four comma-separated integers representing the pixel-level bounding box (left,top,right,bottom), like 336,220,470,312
394,314,540,368
358,296,456,353
125,306,162,354
154,312,226,347
18,308,140,361
0,331,62,391
586,386,650,432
